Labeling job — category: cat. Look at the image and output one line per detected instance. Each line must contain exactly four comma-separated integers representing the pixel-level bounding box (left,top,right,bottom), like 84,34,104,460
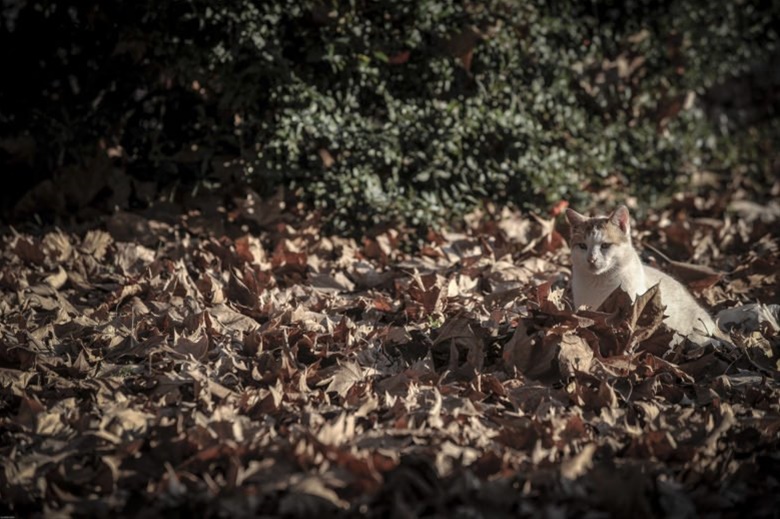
565,205,720,345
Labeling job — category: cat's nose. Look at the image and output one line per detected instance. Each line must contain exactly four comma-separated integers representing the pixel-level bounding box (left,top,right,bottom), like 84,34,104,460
587,256,597,265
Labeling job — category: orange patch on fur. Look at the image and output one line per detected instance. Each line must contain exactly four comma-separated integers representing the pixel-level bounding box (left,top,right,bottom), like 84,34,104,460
570,218,629,244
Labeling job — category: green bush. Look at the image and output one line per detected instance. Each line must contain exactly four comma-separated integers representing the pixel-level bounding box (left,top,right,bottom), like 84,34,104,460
1,1,777,229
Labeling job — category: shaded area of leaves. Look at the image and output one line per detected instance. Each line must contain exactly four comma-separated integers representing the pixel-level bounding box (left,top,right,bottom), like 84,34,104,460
0,182,778,517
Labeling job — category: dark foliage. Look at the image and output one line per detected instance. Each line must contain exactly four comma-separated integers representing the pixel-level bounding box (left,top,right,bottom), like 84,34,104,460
1,0,778,230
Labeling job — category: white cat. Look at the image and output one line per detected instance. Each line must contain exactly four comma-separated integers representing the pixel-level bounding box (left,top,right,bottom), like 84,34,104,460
566,205,720,345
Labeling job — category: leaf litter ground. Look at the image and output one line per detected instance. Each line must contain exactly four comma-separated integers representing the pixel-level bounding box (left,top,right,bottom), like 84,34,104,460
1,183,778,517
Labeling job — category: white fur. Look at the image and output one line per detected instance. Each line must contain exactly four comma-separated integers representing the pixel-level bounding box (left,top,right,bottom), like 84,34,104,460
644,266,719,341
568,209,719,345
570,233,646,310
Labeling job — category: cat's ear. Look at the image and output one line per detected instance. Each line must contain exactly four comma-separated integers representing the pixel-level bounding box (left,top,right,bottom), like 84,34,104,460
610,205,630,234
565,209,587,226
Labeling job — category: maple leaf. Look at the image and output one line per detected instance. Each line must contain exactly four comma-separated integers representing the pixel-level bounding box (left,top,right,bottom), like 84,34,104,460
320,361,377,398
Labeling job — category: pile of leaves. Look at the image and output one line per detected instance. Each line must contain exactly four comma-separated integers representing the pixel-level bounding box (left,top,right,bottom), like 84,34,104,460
1,181,778,516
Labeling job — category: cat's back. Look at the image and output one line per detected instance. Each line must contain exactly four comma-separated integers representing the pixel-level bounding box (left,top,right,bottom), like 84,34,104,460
643,265,717,339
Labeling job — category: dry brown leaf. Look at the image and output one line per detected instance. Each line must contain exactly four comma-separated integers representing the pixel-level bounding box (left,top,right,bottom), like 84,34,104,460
557,332,594,378
0,177,777,517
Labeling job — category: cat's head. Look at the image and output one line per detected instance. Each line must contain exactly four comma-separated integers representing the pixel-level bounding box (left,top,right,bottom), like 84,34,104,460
565,205,633,275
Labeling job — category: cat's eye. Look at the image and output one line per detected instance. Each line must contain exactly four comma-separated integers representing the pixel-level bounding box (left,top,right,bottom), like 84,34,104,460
600,243,612,250
576,243,587,250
